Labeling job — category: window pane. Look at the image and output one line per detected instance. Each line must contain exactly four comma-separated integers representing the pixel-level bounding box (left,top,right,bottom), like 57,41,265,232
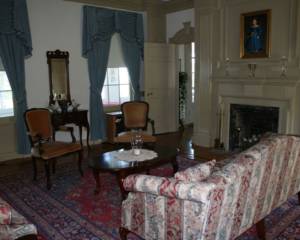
0,72,11,91
191,42,195,58
104,71,108,86
101,85,109,105
192,74,195,88
192,58,195,73
192,89,195,103
119,67,129,84
108,85,120,105
0,91,14,117
120,84,130,103
108,68,119,85
0,71,14,117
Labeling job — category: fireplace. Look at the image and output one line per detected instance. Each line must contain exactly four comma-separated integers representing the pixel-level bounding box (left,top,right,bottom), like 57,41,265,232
229,104,279,151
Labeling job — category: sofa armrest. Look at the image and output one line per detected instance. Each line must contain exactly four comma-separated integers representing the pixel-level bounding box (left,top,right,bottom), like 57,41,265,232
0,202,12,224
123,174,216,203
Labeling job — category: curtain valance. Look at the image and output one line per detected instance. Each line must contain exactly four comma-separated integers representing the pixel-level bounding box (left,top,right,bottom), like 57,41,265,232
82,6,144,57
0,0,32,57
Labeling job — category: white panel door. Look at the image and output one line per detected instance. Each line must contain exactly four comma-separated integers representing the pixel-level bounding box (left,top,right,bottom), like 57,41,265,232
144,43,178,134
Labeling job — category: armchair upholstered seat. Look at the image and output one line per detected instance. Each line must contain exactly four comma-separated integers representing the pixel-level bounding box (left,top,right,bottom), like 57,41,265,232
24,108,83,189
32,141,81,159
114,101,156,144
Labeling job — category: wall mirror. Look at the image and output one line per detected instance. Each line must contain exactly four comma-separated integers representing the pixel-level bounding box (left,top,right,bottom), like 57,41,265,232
47,50,71,104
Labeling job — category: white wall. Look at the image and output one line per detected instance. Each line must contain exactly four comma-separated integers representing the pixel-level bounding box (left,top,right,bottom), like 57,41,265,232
26,0,88,110
166,9,194,42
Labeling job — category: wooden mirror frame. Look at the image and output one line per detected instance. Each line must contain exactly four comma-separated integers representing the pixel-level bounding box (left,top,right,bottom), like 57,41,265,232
47,49,71,104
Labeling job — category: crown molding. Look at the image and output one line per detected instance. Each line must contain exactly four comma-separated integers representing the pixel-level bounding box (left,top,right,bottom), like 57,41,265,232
64,0,145,12
163,0,194,14
65,0,194,13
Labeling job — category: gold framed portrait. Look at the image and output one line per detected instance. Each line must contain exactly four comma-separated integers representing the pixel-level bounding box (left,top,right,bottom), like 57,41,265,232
240,9,271,59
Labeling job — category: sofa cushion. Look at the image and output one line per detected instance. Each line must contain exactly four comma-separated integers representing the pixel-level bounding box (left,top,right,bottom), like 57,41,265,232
0,202,11,225
175,159,216,182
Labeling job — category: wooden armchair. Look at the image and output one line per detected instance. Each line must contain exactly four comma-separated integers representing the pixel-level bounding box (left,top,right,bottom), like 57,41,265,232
24,108,83,189
114,101,156,143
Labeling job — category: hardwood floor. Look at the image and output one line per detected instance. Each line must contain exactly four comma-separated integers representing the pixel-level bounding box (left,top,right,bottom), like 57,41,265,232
0,125,230,177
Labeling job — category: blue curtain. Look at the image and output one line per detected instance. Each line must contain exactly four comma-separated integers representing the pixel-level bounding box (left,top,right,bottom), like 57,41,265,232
118,12,144,100
82,6,144,140
0,0,32,154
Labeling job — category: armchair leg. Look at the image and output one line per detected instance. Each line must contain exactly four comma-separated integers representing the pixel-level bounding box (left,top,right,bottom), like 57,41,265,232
78,150,84,177
298,191,300,205
52,159,57,174
256,218,266,240
44,160,52,190
119,227,129,240
32,157,37,181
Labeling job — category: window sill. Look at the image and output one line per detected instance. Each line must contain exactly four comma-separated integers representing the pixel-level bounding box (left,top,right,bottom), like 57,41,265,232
104,105,121,113
0,116,15,126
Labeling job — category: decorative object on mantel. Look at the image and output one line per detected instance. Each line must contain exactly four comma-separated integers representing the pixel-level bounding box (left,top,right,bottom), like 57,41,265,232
240,9,271,59
280,56,288,78
248,63,257,78
225,58,230,76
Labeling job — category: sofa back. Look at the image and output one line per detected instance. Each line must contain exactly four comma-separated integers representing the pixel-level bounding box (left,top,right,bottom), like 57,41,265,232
202,135,300,240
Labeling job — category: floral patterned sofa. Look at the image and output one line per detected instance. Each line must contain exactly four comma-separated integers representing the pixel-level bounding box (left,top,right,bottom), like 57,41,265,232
0,197,37,240
120,134,300,240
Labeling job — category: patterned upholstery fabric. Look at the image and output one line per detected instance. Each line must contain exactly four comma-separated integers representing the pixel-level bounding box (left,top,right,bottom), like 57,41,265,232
0,202,11,224
0,197,37,239
121,134,300,240
174,159,216,182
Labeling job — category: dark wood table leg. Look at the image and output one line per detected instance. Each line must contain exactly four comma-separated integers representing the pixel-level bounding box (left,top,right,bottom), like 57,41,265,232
45,160,52,190
171,158,179,174
32,157,37,181
92,169,101,195
116,171,129,200
85,124,91,150
79,125,83,147
70,127,76,143
119,227,130,240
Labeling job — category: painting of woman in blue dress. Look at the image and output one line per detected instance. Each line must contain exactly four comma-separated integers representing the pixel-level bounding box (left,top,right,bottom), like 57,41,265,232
246,18,263,53
241,10,271,58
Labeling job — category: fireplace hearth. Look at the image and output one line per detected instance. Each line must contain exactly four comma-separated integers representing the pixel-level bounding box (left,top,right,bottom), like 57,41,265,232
229,104,279,151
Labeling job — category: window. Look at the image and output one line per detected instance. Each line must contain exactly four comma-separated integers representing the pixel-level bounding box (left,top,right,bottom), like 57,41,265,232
101,67,131,106
191,42,195,103
0,71,14,117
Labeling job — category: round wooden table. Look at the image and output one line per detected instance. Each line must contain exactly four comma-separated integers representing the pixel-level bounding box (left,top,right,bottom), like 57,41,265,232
88,145,178,200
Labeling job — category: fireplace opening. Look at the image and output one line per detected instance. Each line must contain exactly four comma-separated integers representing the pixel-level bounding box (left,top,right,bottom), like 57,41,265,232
229,104,279,151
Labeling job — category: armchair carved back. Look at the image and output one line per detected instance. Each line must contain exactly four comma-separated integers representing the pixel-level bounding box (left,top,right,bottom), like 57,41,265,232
121,101,149,130
24,108,53,146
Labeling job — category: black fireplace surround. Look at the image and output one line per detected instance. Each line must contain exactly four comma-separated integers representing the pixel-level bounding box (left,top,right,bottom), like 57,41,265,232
229,104,279,151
